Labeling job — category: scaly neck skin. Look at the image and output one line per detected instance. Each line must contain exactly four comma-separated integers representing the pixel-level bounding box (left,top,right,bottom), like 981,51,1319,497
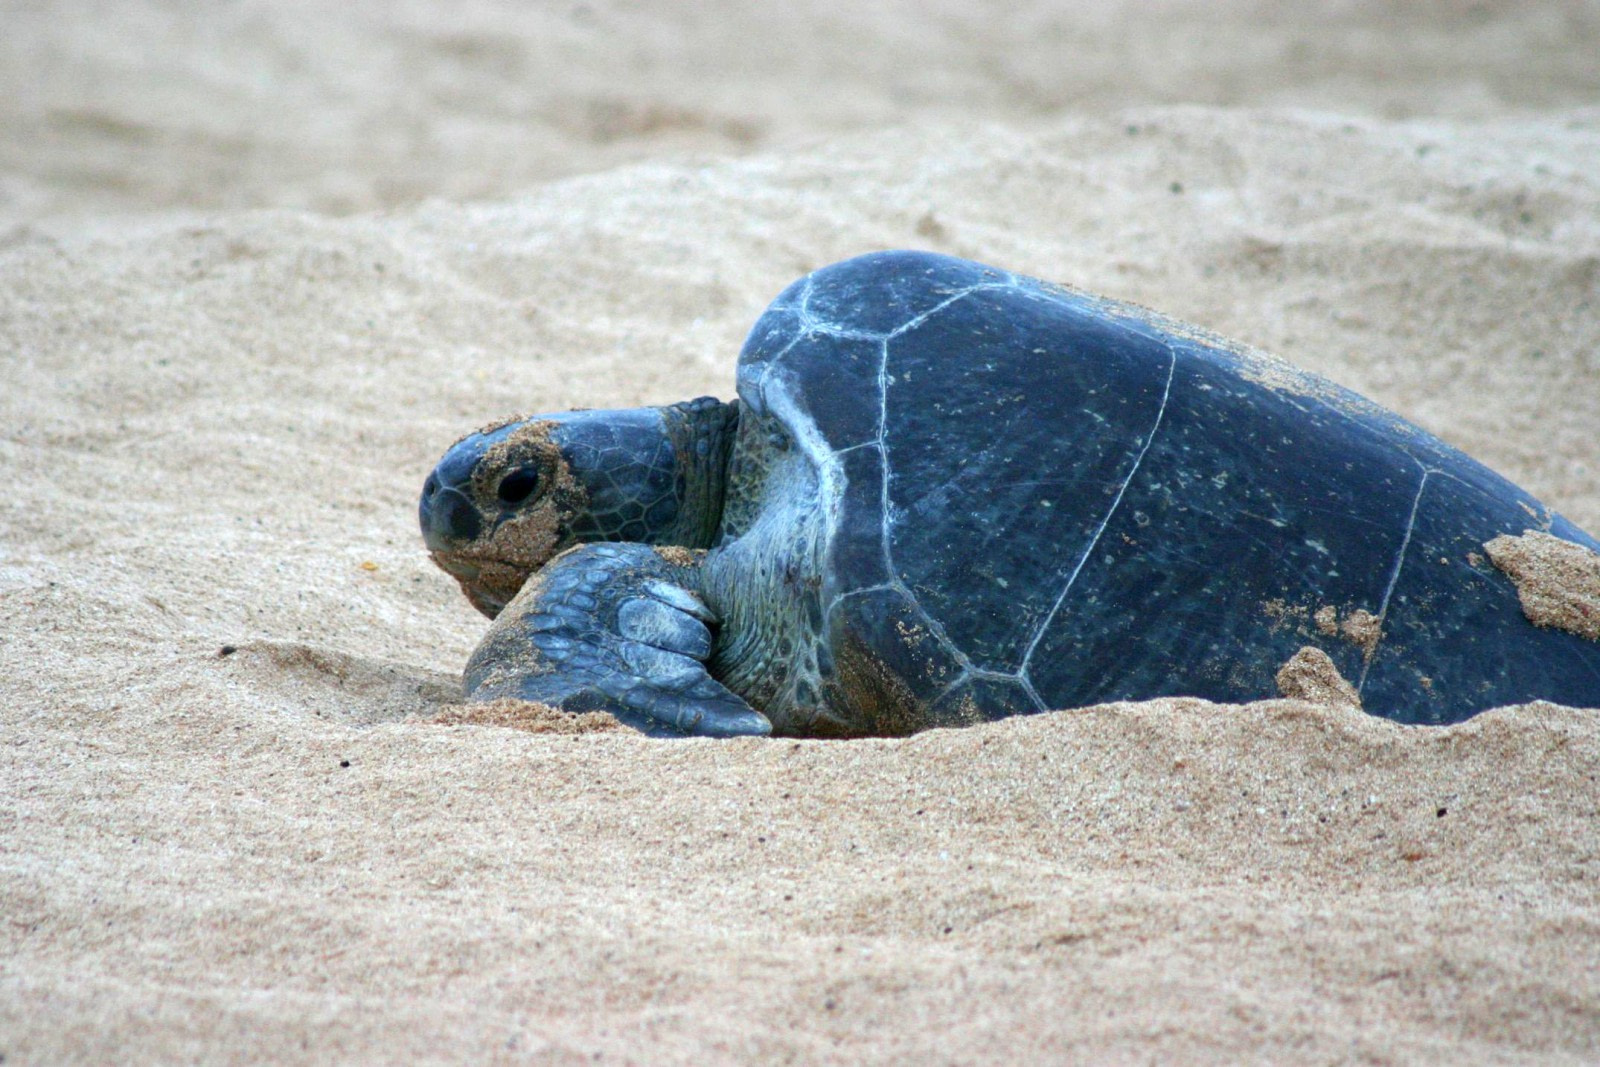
659,396,740,549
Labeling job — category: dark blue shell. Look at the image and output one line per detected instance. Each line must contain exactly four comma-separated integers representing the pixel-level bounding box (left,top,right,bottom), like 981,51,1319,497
736,251,1600,725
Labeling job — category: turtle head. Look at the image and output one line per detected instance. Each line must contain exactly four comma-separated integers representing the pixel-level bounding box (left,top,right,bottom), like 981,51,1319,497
420,398,738,617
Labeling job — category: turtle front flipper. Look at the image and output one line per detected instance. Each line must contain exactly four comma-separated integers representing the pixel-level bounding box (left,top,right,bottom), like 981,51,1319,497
462,542,771,738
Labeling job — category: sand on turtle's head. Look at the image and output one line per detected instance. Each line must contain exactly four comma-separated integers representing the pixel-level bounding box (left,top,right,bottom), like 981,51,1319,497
431,419,590,618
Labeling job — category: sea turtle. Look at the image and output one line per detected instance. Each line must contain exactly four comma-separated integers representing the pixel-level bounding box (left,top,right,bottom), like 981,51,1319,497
419,250,1600,736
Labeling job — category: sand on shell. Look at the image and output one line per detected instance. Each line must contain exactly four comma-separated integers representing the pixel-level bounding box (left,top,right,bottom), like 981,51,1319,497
1485,531,1600,641
4,2,1600,1063
1276,646,1363,710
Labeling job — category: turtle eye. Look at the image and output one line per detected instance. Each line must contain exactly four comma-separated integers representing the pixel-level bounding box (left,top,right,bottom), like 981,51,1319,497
496,468,540,505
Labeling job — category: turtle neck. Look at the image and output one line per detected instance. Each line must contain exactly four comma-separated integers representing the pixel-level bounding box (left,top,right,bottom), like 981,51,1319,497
661,395,740,549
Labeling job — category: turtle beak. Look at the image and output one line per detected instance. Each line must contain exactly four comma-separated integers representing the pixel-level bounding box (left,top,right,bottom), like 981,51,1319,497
419,436,487,554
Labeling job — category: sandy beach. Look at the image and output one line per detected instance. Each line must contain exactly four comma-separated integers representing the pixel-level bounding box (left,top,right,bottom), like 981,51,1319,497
3,2,1599,1062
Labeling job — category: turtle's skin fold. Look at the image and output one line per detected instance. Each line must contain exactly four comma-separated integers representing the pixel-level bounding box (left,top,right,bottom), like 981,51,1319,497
420,251,1600,736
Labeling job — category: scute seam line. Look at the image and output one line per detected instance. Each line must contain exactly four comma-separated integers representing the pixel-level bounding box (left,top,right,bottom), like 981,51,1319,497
1019,343,1179,675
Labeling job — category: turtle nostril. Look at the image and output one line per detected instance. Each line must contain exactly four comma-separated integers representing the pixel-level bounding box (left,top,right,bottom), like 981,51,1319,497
420,485,483,549
423,473,440,498
497,468,540,505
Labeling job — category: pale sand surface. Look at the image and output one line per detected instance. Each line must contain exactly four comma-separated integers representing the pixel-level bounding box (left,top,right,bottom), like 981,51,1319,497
4,2,1600,1063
